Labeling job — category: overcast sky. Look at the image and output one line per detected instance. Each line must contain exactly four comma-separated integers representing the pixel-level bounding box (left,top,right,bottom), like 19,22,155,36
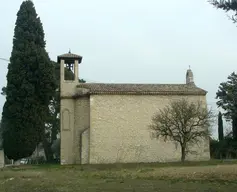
0,0,237,137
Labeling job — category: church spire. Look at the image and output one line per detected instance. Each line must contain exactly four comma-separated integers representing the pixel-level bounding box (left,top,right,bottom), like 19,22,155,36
186,66,195,85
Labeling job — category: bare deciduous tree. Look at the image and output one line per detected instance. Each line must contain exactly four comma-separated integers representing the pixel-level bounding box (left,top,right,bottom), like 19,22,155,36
149,99,213,162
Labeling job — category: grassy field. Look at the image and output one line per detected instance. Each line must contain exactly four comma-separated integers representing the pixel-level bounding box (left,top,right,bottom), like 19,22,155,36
1,160,237,192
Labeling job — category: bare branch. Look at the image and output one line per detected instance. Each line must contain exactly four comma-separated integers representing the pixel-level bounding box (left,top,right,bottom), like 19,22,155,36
149,98,213,162
209,0,237,23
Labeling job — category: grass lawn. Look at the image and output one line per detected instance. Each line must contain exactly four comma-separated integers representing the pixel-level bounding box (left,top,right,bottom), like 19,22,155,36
1,160,237,192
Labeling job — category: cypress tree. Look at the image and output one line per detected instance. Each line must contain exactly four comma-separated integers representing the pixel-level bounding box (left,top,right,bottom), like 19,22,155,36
1,0,56,161
218,111,224,141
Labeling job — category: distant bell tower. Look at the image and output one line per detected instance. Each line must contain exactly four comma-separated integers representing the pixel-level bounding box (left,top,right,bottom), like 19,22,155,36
186,66,195,85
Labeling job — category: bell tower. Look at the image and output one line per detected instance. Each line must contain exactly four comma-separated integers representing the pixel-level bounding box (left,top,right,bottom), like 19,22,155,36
58,51,83,97
58,51,83,165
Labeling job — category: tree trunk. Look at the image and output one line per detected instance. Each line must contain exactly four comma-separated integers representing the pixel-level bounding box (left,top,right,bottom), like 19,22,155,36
218,112,224,141
42,137,54,163
181,146,186,162
51,121,57,142
232,117,237,141
220,152,223,160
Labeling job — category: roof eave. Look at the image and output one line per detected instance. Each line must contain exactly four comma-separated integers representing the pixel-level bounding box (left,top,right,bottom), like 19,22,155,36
89,91,207,96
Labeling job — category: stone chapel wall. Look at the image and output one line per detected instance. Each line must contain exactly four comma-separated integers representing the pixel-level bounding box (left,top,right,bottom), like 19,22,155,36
74,97,90,164
88,94,210,164
60,98,76,165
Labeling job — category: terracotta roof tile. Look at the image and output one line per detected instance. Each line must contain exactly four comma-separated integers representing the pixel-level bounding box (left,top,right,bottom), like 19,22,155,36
76,83,207,95
57,52,82,63
58,53,82,58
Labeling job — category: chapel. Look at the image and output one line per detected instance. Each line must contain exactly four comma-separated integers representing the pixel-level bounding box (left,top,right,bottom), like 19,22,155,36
59,52,210,165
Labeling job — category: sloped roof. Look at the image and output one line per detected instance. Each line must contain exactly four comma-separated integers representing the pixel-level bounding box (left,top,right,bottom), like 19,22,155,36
76,83,207,95
57,52,82,63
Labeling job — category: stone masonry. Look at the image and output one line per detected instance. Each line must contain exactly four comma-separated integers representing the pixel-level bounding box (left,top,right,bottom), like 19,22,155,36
59,52,210,165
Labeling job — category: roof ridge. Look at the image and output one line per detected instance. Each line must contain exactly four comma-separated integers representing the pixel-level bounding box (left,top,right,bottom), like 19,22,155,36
76,83,207,96
82,83,192,85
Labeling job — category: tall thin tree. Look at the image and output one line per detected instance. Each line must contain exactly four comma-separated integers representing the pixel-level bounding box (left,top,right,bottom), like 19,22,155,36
216,72,237,141
218,111,224,141
1,0,56,161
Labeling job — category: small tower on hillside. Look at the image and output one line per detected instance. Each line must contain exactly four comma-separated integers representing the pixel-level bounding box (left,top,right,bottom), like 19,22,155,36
186,66,195,85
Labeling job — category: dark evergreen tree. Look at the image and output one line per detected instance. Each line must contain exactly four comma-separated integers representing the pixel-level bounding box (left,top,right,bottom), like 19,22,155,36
210,1,237,141
1,0,56,160
1,87,6,96
216,72,237,141
218,112,224,141
209,1,237,23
